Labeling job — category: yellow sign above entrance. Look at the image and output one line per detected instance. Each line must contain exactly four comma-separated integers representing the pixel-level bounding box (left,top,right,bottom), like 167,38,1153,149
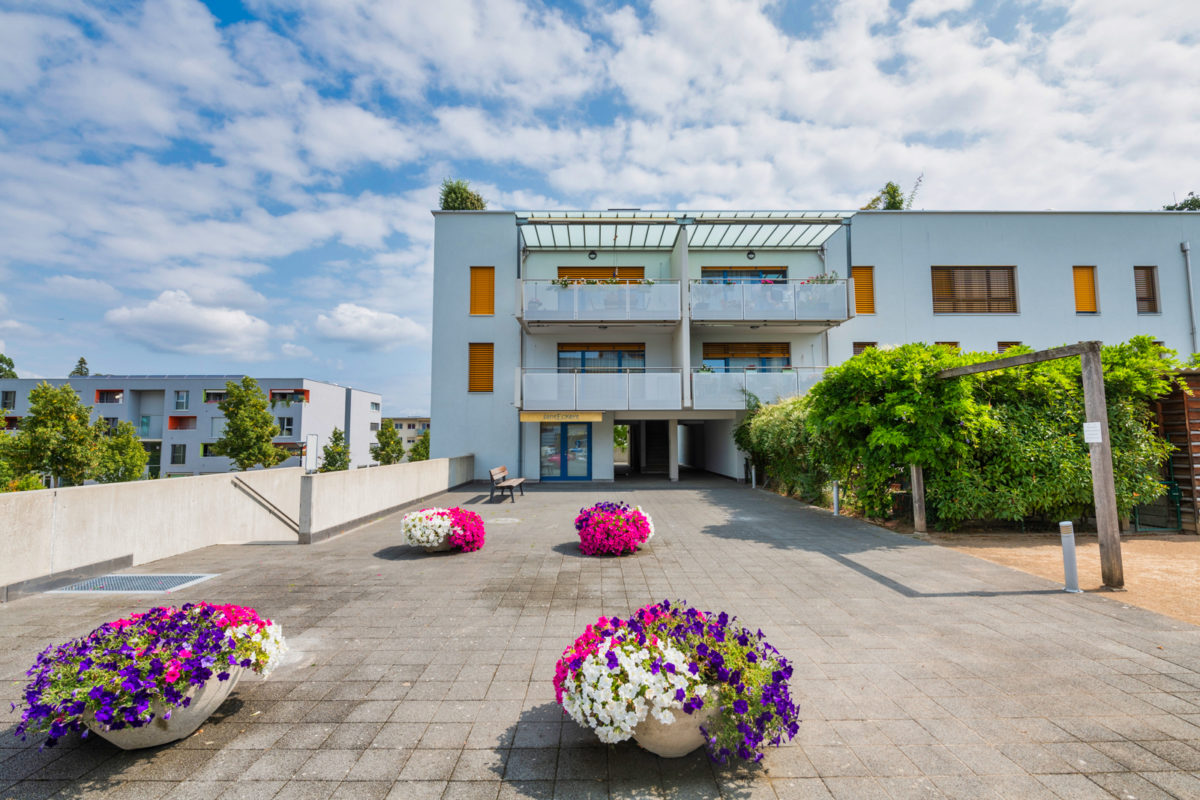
519,411,603,423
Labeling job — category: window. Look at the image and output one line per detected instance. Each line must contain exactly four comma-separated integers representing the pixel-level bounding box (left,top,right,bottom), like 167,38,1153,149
204,390,226,404
369,422,380,431
931,267,1017,313
170,444,186,465
1073,266,1098,314
851,266,875,314
270,389,310,404
557,266,645,283
201,443,219,457
95,390,123,404
935,342,960,351
4,416,19,431
1135,266,1159,313
102,417,119,432
408,423,416,429
174,390,189,410
701,343,790,371
700,266,787,284
852,342,877,356
370,402,381,411
470,266,495,315
0,390,14,410
210,417,226,437
557,343,646,372
997,341,1022,353
167,416,196,431
468,343,494,392
277,417,294,437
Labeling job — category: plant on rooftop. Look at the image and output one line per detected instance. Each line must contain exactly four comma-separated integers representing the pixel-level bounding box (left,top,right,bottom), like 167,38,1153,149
402,507,486,552
574,501,654,555
14,603,286,748
554,600,799,761
439,178,486,210
0,351,19,379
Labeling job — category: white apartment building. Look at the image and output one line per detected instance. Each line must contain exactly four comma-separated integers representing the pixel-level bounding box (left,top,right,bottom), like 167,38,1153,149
383,417,430,454
0,376,382,476
430,210,1200,483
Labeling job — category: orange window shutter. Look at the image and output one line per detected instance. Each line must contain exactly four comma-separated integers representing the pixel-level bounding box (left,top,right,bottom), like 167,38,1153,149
851,267,875,314
557,266,645,282
1073,266,1097,313
468,343,494,393
702,342,790,359
469,267,495,315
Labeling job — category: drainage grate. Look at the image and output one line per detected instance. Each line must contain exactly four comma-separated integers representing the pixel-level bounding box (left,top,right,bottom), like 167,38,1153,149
50,574,218,594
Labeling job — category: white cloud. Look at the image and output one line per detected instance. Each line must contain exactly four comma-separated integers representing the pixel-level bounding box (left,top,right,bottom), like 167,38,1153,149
281,342,313,358
41,275,121,304
104,290,273,359
314,303,426,351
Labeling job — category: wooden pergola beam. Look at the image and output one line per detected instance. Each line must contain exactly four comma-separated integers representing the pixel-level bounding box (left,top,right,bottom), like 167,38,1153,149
935,341,1100,380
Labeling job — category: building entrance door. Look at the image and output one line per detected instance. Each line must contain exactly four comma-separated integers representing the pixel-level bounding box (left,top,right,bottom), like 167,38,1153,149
539,422,592,480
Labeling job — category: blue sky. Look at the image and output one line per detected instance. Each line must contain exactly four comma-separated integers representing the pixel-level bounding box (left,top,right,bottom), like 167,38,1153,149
1,0,1198,414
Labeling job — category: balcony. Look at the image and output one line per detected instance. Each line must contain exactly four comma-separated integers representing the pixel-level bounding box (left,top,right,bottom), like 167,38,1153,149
691,367,826,410
521,369,682,411
520,281,681,324
689,279,850,324
137,415,163,439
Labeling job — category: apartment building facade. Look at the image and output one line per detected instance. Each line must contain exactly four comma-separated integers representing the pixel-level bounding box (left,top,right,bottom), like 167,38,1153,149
430,209,1200,483
383,416,430,454
0,376,383,476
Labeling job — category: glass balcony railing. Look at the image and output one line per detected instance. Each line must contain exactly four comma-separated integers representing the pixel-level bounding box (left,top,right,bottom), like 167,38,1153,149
137,415,163,438
689,280,850,322
521,369,683,411
521,281,681,322
691,367,827,410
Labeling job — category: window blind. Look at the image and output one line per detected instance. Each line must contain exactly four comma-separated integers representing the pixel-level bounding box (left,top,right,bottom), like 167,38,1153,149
556,266,645,282
930,267,1017,313
851,266,875,314
1073,266,1097,313
702,342,790,359
852,342,877,356
469,267,494,315
468,343,494,393
558,343,645,352
1134,266,1158,313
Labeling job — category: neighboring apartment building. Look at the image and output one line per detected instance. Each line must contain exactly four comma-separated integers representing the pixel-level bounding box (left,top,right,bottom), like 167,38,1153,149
383,417,430,454
0,376,382,476
430,209,1200,483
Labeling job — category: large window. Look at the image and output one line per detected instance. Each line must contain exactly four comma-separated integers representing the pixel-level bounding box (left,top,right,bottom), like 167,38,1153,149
851,266,875,314
0,390,14,410
204,390,226,404
702,343,790,371
557,343,645,372
1135,266,1159,313
557,266,645,282
468,343,494,392
201,443,219,457
469,266,495,315
95,390,123,404
1073,266,1098,314
170,444,186,465
277,417,294,437
167,416,196,431
174,390,189,410
931,266,1017,313
700,266,787,284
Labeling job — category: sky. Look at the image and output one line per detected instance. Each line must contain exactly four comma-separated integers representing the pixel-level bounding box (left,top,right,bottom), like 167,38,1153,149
1,0,1198,414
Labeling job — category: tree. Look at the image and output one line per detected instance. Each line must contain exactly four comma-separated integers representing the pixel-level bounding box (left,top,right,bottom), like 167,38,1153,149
0,435,42,492
370,422,405,465
861,175,923,210
1164,192,1200,211
439,178,487,210
319,427,351,472
210,377,289,471
69,357,89,377
7,382,101,487
407,429,430,462
92,420,148,483
0,352,15,379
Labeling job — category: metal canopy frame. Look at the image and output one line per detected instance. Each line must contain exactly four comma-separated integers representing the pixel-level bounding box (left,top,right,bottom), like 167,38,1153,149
517,210,851,251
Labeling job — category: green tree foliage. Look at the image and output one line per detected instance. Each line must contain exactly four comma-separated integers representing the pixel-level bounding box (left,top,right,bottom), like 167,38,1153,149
370,422,406,465
407,429,430,462
7,382,102,486
613,424,629,451
747,337,1178,527
0,435,43,492
210,377,289,471
0,352,16,379
1164,192,1200,211
861,175,922,210
439,178,487,210
92,420,149,483
69,357,89,376
319,427,351,472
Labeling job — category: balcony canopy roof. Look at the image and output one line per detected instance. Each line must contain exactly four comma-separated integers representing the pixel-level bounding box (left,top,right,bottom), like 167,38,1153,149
516,210,852,251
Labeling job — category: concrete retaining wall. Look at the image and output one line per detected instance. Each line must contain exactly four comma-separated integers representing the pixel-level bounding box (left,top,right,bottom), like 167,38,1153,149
298,456,475,543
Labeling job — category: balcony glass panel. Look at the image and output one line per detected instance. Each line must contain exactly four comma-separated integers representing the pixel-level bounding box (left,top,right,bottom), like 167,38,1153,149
689,282,744,320
628,372,682,410
746,371,799,404
137,415,163,438
691,372,747,409
691,368,827,410
690,280,849,322
576,372,628,410
795,282,849,320
522,282,680,322
742,284,796,320
522,372,575,410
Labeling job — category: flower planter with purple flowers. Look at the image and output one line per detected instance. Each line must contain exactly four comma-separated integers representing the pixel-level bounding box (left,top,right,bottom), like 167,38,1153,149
14,603,287,750
554,600,800,762
574,501,654,556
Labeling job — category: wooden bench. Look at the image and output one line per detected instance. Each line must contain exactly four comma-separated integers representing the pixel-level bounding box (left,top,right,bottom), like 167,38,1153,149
489,466,526,502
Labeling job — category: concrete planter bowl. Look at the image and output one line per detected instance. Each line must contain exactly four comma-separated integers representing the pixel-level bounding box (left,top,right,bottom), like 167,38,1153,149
85,667,245,750
423,538,453,553
632,698,718,758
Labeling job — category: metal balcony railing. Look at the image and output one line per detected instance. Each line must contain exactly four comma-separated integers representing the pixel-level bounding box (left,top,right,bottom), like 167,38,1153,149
689,279,850,322
691,367,827,409
521,368,683,411
521,281,681,322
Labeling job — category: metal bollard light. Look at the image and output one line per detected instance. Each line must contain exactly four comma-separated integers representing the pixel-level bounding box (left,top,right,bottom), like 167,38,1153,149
1059,521,1083,593
832,480,840,516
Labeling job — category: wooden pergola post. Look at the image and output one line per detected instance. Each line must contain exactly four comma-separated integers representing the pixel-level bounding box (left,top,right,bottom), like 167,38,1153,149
935,340,1124,589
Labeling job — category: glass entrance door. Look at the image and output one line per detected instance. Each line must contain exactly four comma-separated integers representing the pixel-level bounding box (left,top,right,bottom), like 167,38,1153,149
539,422,591,480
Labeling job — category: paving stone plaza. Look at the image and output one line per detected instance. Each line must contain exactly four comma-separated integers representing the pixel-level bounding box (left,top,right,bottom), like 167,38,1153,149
3,475,1200,799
